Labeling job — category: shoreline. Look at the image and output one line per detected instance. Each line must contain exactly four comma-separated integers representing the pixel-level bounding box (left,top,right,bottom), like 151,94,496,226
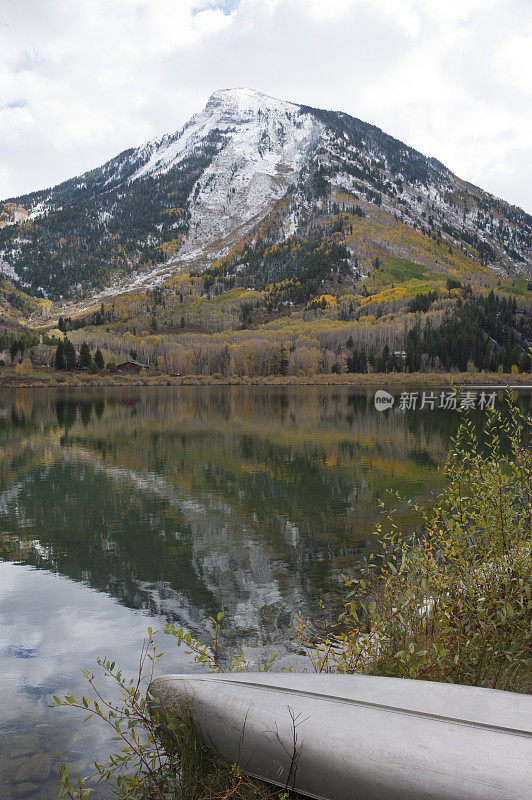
0,369,531,389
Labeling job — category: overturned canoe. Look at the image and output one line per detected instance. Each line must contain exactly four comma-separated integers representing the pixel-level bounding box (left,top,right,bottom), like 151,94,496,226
149,672,532,800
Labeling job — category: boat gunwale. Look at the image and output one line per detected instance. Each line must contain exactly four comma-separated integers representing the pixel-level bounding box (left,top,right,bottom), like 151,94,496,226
154,674,532,739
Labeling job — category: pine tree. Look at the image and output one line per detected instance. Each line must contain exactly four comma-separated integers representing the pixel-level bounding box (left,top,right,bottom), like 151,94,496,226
406,323,422,371
9,341,20,363
278,346,289,376
54,340,65,370
94,349,104,371
63,338,77,370
79,342,92,370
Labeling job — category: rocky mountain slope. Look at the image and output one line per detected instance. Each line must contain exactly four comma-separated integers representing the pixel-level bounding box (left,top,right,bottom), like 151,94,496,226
1,88,531,302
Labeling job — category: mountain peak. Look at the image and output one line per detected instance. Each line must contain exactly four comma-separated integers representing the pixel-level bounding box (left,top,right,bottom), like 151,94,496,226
206,87,298,115
209,87,265,101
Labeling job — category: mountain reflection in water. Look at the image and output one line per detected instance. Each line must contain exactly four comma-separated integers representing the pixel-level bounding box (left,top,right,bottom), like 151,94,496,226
0,386,529,799
0,386,458,645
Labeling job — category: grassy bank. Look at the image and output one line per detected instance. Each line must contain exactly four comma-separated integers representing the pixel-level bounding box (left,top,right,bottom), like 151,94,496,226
1,366,531,389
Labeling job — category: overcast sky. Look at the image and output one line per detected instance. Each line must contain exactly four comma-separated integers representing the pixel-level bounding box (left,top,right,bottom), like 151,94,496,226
1,0,531,212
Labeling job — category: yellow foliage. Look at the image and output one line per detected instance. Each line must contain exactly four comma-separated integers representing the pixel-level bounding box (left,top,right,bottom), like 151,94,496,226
156,236,183,258
15,358,32,375
306,294,338,310
239,290,262,300
358,285,409,309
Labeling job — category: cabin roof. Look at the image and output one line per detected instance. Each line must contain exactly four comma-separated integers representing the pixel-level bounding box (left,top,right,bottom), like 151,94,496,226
117,360,149,368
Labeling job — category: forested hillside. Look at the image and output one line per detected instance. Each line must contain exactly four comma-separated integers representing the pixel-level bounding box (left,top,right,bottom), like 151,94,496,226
2,264,530,380
0,131,225,296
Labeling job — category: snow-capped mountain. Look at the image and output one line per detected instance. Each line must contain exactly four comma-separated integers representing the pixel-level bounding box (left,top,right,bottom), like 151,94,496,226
0,88,531,299
138,88,321,255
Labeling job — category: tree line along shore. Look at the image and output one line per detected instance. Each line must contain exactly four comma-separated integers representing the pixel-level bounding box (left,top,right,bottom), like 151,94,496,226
1,290,532,381
1,368,531,389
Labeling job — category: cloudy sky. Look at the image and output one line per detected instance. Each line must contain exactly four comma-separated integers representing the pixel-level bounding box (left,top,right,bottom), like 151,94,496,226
1,0,531,212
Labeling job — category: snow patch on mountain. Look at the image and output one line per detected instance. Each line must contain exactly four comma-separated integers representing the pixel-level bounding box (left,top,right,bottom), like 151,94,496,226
131,89,303,181
128,88,323,255
184,97,322,252
0,257,17,280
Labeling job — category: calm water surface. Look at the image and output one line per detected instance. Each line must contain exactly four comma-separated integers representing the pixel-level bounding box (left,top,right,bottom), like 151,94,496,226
0,385,529,798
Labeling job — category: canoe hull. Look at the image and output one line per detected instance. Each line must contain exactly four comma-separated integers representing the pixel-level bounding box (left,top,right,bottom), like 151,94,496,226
149,672,532,800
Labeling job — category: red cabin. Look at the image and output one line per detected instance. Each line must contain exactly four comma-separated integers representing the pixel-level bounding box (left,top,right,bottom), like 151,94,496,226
116,360,149,373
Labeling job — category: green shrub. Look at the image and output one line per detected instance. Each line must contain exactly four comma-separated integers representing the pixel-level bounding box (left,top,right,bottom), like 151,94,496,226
299,395,531,691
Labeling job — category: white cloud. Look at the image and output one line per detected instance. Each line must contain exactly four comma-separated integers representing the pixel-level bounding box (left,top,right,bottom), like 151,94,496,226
0,0,530,212
0,103,34,137
494,32,532,96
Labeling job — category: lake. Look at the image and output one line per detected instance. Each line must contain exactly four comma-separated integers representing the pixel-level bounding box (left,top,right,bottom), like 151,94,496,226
0,385,529,798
